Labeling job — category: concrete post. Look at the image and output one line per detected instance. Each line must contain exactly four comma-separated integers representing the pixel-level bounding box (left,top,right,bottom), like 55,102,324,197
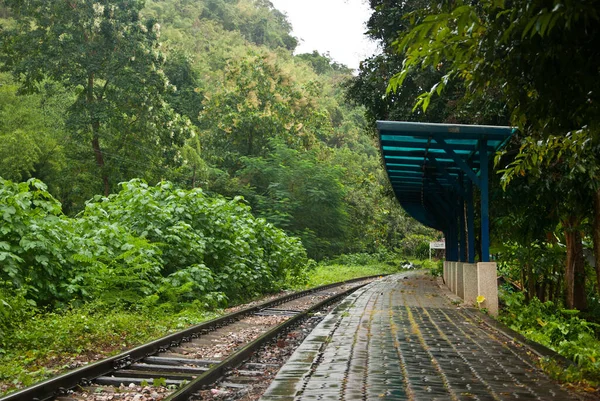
453,262,459,295
443,261,448,286
456,262,464,299
462,263,478,305
451,262,457,293
477,262,498,317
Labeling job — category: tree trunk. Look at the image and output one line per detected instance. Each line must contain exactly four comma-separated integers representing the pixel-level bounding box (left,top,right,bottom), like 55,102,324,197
525,262,535,302
521,265,527,301
563,216,587,310
537,280,546,302
555,267,562,303
247,131,253,156
88,72,109,196
92,134,110,196
593,188,600,295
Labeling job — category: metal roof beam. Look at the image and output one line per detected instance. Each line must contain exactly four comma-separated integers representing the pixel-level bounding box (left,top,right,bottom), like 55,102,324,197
391,184,423,188
423,198,450,230
391,182,452,188
384,157,480,166
392,188,422,192
384,164,462,174
381,140,495,152
389,173,454,181
377,121,514,138
387,170,423,176
432,137,481,188
382,149,472,158
425,156,467,199
377,120,515,233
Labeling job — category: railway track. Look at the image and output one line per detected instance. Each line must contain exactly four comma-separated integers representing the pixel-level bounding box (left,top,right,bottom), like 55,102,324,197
1,276,382,401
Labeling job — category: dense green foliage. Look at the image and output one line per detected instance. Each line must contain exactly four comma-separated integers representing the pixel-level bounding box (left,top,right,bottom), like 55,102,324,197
346,0,508,126
144,0,298,51
0,0,438,394
382,0,600,310
0,0,433,259
0,177,309,308
500,291,600,384
0,174,313,392
0,0,194,198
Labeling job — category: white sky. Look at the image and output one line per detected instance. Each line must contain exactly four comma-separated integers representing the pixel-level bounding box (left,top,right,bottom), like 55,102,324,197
269,0,379,71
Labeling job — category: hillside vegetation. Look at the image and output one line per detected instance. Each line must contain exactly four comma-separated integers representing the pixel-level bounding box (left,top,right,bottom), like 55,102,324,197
0,0,433,260
0,1,437,392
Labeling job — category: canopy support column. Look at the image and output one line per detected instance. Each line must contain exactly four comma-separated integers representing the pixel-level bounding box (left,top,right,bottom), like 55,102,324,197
467,179,475,263
459,174,466,262
479,139,490,262
451,196,458,262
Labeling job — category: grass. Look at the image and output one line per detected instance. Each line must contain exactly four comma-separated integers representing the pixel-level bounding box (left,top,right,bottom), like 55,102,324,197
294,258,435,289
298,263,397,289
0,303,219,395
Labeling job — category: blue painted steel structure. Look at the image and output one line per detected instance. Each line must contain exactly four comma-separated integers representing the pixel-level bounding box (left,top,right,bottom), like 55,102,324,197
377,121,515,262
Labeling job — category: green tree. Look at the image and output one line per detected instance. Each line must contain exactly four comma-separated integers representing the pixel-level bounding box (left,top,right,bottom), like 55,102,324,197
144,0,297,51
199,53,330,171
237,142,349,259
346,0,507,126
295,51,352,76
0,79,64,183
199,0,297,50
388,0,600,309
496,132,597,309
0,0,193,196
329,146,422,253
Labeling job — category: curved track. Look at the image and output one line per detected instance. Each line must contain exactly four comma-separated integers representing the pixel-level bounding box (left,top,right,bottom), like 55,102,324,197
1,276,382,401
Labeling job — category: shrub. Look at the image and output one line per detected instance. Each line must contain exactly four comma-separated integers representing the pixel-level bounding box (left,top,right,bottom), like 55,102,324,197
83,180,310,302
331,250,403,267
500,292,600,382
399,234,433,259
0,178,74,304
0,178,310,308
0,282,36,350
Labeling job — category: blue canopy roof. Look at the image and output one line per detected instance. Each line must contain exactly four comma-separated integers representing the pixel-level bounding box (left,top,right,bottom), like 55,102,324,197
377,121,515,232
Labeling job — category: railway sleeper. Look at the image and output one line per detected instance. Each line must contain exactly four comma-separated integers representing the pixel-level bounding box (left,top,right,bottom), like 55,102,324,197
219,382,247,389
110,369,195,380
94,376,184,387
143,356,219,366
231,369,266,377
223,376,261,384
254,308,301,316
129,363,208,374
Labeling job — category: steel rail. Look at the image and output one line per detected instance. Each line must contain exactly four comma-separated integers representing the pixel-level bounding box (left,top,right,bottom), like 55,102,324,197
165,282,367,400
0,275,383,401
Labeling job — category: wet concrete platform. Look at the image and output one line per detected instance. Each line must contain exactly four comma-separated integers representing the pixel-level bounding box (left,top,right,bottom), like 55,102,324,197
261,272,579,400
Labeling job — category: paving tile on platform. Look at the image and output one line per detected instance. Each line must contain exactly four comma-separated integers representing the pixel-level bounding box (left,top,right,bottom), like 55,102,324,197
259,273,580,401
